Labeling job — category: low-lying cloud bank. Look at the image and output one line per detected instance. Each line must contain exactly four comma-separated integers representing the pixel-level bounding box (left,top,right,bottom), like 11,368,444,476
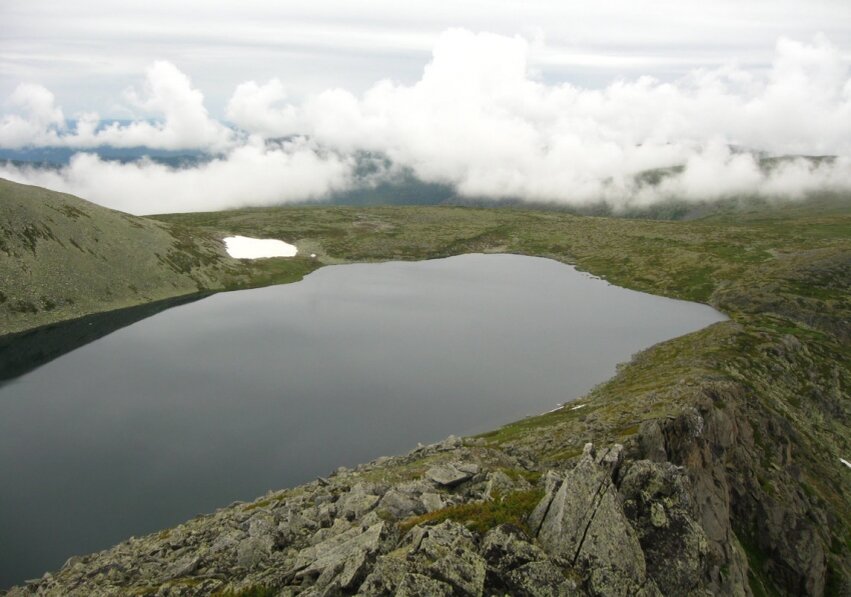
1,29,850,214
0,140,351,214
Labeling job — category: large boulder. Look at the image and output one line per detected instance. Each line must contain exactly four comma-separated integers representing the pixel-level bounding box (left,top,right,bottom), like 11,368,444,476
618,459,710,595
536,444,657,596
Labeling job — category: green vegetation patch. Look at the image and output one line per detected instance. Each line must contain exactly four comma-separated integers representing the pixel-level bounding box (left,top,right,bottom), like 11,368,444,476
399,488,544,535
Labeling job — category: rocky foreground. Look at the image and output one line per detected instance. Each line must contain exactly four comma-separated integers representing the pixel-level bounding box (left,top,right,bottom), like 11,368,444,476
7,405,776,597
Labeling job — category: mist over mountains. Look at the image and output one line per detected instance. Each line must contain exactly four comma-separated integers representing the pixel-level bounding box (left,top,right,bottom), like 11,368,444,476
1,29,850,214
0,144,843,220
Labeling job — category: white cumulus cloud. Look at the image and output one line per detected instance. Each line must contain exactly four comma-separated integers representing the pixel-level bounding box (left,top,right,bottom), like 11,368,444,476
228,29,851,207
1,29,850,213
0,61,235,151
0,83,66,147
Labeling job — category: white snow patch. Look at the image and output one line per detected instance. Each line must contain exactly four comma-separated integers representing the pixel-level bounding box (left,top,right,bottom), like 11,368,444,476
571,404,587,411
841,458,851,470
223,235,297,259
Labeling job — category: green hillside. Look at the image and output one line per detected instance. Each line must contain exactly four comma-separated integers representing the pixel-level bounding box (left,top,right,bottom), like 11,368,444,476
0,179,318,336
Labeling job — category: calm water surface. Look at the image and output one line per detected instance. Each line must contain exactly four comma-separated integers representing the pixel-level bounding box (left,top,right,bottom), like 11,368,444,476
0,254,726,586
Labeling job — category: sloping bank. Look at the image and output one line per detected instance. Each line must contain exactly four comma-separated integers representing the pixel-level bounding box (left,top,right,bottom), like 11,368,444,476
2,185,849,595
0,178,318,337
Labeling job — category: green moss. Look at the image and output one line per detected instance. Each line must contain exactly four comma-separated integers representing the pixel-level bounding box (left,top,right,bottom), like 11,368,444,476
737,531,781,597
243,498,275,512
399,488,544,535
499,467,542,484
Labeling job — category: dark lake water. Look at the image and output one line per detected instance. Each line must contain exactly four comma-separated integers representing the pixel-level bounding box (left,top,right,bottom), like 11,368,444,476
0,254,726,586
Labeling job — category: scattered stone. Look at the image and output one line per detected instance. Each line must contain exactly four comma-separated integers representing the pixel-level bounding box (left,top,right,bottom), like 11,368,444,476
237,535,274,569
162,555,200,580
425,463,475,487
428,548,487,596
421,492,444,513
484,469,516,499
377,489,425,519
294,522,387,583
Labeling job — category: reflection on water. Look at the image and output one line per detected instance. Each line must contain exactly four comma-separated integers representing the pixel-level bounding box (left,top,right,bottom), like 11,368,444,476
0,293,206,384
0,254,726,587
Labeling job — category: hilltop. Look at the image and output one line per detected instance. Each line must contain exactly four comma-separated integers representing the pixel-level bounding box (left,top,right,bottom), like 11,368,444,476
1,183,849,595
0,178,318,336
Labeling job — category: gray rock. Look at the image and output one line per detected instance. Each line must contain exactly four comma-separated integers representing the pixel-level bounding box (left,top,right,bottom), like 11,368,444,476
595,443,624,470
438,435,464,451
413,520,477,559
339,493,380,520
425,463,474,487
528,470,563,535
484,470,516,500
619,460,709,596
456,462,481,475
377,489,425,519
356,555,409,596
537,444,649,596
637,420,667,462
506,560,578,596
294,522,387,582
428,547,487,596
162,554,200,580
247,514,275,538
211,528,247,554
237,535,274,569
421,492,444,513
397,573,454,596
310,518,353,545
338,484,382,520
481,524,545,571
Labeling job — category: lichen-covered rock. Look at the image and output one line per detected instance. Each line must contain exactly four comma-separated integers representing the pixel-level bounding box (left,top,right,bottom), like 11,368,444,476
10,410,846,597
428,548,487,596
527,470,563,536
618,459,709,595
377,489,425,519
338,485,382,520
425,463,476,487
293,522,389,587
481,525,578,596
481,524,545,571
396,573,454,596
484,469,518,499
506,560,578,597
536,444,651,597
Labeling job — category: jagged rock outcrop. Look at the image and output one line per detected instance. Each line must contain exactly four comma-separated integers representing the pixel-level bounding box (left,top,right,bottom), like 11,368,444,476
8,425,803,597
536,444,657,596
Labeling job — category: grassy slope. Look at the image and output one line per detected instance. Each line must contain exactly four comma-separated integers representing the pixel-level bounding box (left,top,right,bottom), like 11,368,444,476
158,199,850,593
0,179,320,335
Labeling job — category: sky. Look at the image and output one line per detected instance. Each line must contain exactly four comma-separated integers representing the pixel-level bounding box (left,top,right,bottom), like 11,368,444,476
1,0,850,214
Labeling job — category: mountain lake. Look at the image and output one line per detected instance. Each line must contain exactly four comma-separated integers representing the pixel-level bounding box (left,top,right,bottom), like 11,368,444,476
0,253,727,586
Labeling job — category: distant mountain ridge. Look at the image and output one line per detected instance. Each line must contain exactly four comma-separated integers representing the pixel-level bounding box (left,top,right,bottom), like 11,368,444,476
1,148,842,218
